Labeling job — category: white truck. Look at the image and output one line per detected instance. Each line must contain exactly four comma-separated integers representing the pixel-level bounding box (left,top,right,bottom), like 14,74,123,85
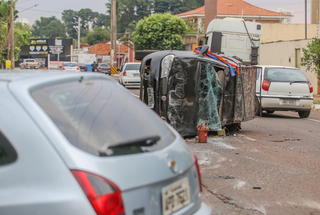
205,18,262,65
20,59,40,69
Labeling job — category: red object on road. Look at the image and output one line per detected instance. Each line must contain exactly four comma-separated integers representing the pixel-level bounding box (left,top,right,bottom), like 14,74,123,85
196,122,210,143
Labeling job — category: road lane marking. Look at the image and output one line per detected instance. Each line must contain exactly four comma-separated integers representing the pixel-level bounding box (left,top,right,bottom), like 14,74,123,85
131,94,139,98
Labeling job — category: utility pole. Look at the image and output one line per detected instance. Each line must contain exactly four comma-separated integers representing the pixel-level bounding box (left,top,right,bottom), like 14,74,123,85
78,17,80,57
111,0,117,68
10,0,14,69
306,0,308,39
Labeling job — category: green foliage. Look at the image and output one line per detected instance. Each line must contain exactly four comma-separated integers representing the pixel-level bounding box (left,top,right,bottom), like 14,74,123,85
133,13,187,50
31,16,66,38
154,0,203,15
0,20,7,65
14,22,31,60
86,27,110,45
301,38,320,79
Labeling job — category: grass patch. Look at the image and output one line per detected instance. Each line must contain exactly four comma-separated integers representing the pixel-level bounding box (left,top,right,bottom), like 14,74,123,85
314,101,320,105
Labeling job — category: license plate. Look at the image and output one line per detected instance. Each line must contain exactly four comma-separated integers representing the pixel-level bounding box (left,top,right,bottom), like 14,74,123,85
133,73,140,77
162,177,191,215
282,99,297,105
147,87,154,108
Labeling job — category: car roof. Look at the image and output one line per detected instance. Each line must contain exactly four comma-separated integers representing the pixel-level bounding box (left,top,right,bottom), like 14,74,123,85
0,70,106,83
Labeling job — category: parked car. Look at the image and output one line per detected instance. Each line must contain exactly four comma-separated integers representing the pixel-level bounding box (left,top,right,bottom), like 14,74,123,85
78,63,87,72
255,66,314,118
97,63,111,75
119,63,141,86
0,70,211,215
19,59,39,69
62,62,80,72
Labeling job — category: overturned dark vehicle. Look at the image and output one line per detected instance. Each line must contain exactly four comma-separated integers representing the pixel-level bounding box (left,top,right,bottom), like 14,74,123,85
138,46,256,137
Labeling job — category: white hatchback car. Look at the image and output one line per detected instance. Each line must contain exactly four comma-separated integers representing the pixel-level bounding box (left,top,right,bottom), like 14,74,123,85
255,66,314,118
119,63,141,86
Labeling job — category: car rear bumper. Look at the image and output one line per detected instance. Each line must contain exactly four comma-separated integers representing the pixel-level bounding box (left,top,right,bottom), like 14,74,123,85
122,77,140,86
260,96,313,111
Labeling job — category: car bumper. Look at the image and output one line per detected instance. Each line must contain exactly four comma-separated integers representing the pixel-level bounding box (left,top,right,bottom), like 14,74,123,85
122,77,140,86
261,96,313,111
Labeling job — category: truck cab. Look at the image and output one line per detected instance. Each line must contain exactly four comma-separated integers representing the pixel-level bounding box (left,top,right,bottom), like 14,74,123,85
205,18,262,65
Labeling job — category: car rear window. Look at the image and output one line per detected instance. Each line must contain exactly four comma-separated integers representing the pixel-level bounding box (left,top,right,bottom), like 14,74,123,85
100,64,109,67
265,68,309,82
31,79,175,157
25,60,35,62
64,63,78,67
125,64,140,70
0,131,18,166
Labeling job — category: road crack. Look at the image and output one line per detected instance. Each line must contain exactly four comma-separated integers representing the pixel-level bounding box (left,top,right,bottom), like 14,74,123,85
202,184,265,215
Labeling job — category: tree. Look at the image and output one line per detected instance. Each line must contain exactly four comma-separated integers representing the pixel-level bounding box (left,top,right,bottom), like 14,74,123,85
86,27,110,45
301,37,320,80
31,16,66,38
133,13,187,50
154,0,182,14
13,22,31,60
62,9,79,38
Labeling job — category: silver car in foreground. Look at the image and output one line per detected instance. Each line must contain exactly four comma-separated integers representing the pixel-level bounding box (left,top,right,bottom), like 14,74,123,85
0,70,211,215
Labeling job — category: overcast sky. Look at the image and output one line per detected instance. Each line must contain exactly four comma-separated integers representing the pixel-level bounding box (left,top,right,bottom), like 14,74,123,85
16,0,311,24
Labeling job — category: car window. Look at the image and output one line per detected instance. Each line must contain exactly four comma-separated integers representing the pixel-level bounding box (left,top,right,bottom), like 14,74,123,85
31,79,175,157
100,64,109,67
64,63,78,67
25,60,34,62
265,68,309,82
125,64,140,70
0,131,18,166
256,68,261,81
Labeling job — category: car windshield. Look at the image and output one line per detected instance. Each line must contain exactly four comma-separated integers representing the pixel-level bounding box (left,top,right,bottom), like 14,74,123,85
100,64,109,67
25,60,35,62
31,79,175,157
64,63,78,67
265,68,309,82
125,64,140,70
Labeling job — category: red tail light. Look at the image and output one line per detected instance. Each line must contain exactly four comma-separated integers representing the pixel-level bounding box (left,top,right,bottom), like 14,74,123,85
26,63,28,66
262,80,271,91
123,71,127,76
99,67,101,70
62,65,65,70
77,65,80,71
71,170,125,215
308,82,313,93
191,151,202,192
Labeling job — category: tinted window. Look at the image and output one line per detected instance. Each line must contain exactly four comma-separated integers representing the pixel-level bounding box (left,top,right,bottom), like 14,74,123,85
125,64,140,70
26,60,35,62
0,132,18,166
265,68,309,82
100,64,109,67
64,63,78,67
32,79,175,157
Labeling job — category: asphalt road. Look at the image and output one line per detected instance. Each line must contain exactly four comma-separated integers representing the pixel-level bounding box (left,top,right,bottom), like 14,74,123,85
115,76,320,215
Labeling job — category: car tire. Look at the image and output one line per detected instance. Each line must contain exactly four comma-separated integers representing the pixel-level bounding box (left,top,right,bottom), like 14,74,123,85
298,110,311,118
255,97,261,116
266,110,274,114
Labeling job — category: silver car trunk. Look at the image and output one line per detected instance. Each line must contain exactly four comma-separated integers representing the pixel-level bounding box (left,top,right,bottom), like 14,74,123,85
9,73,202,215
268,82,310,97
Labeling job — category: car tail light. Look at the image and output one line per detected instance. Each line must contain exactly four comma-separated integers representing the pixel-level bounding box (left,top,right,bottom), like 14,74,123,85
123,71,127,76
308,82,313,93
262,80,271,91
26,63,28,66
62,65,65,70
191,151,202,192
77,65,80,71
71,170,125,215
37,62,39,66
99,67,101,70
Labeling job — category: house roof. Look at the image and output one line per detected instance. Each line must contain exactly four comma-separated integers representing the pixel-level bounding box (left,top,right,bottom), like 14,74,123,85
175,0,293,18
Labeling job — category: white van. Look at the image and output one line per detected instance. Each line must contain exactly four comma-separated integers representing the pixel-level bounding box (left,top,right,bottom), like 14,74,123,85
205,18,262,65
255,66,314,118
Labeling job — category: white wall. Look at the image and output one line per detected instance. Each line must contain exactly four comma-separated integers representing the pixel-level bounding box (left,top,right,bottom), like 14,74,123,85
260,39,319,95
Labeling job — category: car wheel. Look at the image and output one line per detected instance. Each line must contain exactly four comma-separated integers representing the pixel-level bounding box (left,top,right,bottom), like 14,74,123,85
298,110,311,118
254,97,261,116
266,110,274,114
